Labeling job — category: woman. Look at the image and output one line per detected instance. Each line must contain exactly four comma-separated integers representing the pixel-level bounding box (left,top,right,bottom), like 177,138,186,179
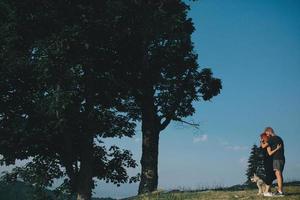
260,132,281,196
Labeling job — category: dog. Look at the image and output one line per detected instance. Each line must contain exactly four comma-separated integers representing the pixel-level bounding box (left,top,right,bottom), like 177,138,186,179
250,173,267,195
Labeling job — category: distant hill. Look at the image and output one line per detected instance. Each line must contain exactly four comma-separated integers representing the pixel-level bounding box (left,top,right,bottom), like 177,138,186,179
0,181,115,200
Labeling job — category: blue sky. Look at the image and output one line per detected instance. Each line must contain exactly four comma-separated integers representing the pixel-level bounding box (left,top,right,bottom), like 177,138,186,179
1,0,300,199
94,0,300,198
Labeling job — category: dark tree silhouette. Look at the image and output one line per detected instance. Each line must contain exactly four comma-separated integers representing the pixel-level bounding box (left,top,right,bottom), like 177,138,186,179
0,1,139,200
1,0,222,197
108,1,222,194
245,144,265,185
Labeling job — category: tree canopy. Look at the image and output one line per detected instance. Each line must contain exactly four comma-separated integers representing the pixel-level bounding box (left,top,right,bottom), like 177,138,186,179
0,1,140,199
102,0,222,194
0,0,222,198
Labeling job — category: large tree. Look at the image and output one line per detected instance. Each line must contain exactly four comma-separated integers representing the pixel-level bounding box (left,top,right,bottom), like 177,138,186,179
108,0,222,194
1,0,222,197
0,1,139,200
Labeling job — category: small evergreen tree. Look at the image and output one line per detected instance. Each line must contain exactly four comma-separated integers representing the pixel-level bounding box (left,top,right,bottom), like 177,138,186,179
245,144,265,184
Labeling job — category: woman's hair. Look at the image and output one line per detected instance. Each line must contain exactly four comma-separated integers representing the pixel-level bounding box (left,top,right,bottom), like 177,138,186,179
260,132,270,143
264,126,275,134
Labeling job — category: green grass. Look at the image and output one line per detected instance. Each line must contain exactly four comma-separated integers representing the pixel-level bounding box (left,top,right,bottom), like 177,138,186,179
125,184,300,200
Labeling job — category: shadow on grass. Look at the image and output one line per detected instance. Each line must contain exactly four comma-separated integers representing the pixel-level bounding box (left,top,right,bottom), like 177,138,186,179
285,192,300,196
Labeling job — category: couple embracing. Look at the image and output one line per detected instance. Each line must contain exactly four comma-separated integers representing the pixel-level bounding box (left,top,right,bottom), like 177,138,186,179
259,127,285,197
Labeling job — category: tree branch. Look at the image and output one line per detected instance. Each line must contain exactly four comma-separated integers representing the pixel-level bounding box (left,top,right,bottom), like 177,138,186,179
160,117,199,132
160,117,172,131
174,118,199,128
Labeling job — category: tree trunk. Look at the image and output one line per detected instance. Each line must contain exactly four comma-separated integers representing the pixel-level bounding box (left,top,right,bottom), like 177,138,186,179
77,66,95,200
76,137,93,200
138,99,160,194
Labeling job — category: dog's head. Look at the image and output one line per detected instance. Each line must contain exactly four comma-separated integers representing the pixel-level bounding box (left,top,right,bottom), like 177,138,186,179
250,173,260,183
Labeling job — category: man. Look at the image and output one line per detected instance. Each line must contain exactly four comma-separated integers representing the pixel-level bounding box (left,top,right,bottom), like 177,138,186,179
265,127,285,196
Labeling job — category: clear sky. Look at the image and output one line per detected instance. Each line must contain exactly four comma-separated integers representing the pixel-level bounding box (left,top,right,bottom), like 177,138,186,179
1,0,300,199
94,0,300,198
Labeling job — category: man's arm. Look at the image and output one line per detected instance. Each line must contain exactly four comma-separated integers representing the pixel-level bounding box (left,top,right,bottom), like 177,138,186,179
267,144,281,156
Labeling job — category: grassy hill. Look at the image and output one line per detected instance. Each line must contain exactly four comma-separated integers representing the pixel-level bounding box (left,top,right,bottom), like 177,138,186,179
1,181,300,200
124,182,300,200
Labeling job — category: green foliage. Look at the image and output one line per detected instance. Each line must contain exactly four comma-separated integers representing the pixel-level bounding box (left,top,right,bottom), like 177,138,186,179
112,1,222,122
0,0,222,197
245,144,265,184
110,0,222,194
0,0,140,198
